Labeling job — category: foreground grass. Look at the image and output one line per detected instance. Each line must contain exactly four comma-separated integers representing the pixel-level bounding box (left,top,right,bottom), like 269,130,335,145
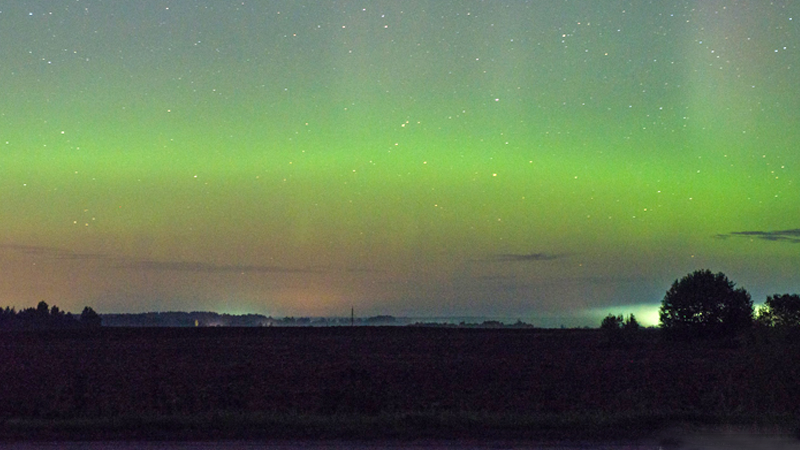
3,327,800,441
2,410,798,441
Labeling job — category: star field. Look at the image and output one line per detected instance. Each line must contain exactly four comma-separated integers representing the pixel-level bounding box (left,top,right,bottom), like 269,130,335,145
0,1,798,326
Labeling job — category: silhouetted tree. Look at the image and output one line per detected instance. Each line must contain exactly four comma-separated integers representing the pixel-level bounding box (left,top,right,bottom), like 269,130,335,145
13,301,52,329
601,314,624,331
600,313,640,347
0,306,15,329
624,314,640,331
659,269,753,339
80,307,102,328
0,302,100,330
49,304,76,328
36,301,50,321
756,294,800,328
601,313,639,330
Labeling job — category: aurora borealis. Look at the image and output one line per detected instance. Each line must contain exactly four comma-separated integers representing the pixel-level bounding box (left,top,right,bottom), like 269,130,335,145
1,1,798,326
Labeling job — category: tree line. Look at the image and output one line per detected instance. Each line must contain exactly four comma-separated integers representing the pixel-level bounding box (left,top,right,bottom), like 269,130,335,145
0,301,101,330
602,269,800,341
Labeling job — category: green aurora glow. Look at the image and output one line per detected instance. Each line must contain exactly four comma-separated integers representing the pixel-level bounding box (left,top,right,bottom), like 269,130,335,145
1,1,798,326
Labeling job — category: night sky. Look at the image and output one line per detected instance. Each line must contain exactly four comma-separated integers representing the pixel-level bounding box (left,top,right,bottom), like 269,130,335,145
1,1,798,326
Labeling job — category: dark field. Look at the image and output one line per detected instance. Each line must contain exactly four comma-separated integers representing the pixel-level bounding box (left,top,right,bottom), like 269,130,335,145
1,327,799,441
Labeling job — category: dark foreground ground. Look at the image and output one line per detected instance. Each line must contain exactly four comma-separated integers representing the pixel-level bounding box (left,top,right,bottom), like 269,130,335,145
1,327,799,442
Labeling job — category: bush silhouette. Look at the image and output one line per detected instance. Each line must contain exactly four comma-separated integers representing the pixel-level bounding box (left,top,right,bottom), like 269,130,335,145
0,302,101,330
600,313,640,346
756,293,800,328
80,307,102,328
659,269,753,339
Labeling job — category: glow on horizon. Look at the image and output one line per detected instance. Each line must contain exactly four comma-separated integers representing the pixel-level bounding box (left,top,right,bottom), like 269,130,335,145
586,304,662,328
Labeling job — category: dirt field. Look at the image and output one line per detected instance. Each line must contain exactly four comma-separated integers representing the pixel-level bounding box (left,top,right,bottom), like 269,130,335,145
0,327,798,440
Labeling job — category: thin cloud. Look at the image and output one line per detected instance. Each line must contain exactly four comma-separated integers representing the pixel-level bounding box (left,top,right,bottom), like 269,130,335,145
0,244,116,261
474,274,517,281
115,260,322,274
1,243,324,273
1,243,70,256
717,228,800,244
481,253,564,263
343,266,386,273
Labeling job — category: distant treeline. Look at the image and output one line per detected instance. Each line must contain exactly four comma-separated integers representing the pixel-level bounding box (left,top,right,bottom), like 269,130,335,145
0,307,538,329
0,301,101,330
101,312,404,327
409,319,535,328
99,312,537,328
